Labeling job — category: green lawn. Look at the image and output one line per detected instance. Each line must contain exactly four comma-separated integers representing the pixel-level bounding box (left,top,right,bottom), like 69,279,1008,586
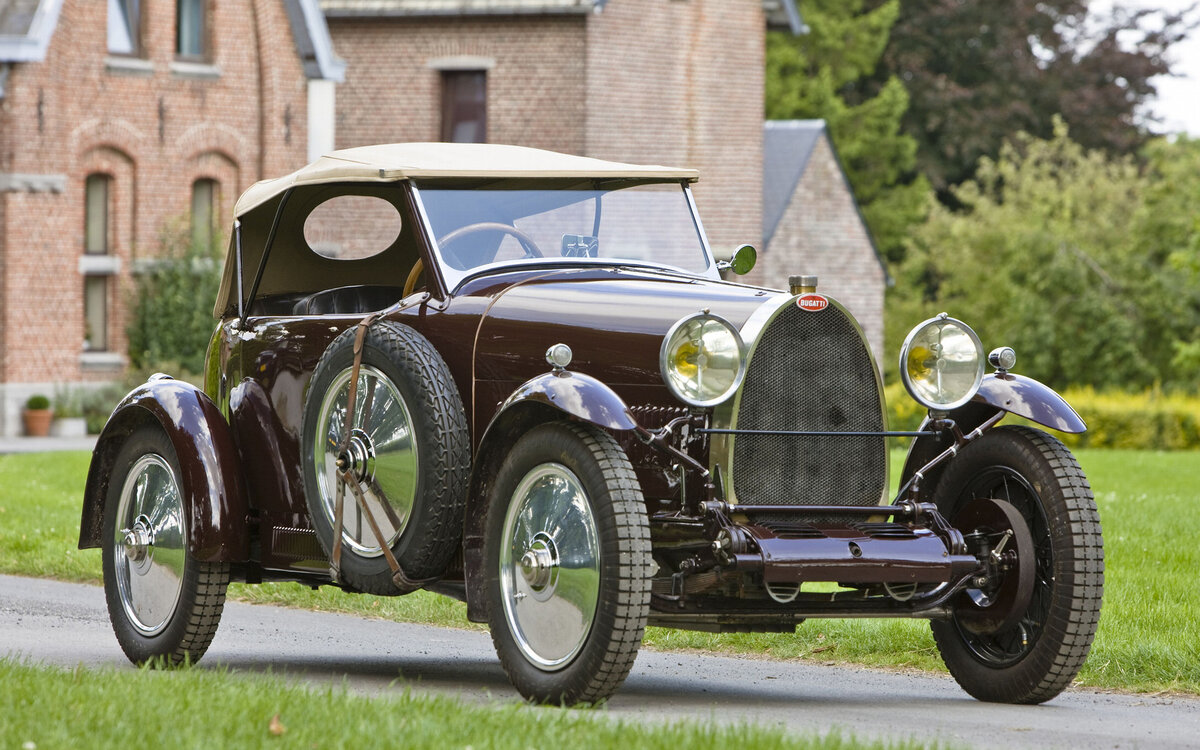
0,659,924,750
2,446,1197,694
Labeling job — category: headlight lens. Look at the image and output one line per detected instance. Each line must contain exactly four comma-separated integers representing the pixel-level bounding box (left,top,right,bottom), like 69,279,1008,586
899,314,985,411
660,313,746,407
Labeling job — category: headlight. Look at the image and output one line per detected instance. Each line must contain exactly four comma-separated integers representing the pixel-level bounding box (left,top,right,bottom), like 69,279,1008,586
899,313,984,411
660,312,746,407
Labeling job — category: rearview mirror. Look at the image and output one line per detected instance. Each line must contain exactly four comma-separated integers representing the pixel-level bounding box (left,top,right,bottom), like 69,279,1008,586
727,244,757,275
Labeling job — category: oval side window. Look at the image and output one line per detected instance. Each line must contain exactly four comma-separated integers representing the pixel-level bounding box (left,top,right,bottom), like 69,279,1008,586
303,195,402,260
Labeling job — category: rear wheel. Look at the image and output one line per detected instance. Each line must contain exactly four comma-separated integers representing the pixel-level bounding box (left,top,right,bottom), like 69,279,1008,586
931,425,1104,704
485,422,651,704
102,425,228,666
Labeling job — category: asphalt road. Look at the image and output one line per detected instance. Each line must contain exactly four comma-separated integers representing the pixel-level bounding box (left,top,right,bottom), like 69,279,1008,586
3,574,1197,749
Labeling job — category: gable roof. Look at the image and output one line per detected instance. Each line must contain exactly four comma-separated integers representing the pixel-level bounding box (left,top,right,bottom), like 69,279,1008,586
234,141,699,216
763,119,887,277
0,0,63,63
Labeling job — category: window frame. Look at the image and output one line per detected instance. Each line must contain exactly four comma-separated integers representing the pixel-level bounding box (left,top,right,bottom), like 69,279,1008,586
175,0,209,62
440,69,488,144
107,0,143,58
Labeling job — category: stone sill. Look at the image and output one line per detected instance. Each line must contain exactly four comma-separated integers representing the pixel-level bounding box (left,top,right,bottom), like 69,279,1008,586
170,61,220,80
79,255,122,275
80,352,127,372
105,56,154,75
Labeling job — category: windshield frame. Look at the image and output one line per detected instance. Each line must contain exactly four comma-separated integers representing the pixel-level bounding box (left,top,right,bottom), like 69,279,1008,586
411,179,719,294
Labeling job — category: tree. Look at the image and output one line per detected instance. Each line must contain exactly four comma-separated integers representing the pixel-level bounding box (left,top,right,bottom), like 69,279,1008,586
889,121,1200,391
766,0,930,263
867,0,1195,196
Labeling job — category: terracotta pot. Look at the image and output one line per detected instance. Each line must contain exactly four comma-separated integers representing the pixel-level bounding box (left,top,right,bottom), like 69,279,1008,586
22,408,54,437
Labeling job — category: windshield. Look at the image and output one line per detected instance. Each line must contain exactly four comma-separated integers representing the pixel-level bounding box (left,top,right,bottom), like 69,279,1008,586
415,181,714,290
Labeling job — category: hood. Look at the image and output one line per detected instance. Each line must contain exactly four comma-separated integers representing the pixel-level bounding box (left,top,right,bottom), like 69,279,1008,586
474,267,782,387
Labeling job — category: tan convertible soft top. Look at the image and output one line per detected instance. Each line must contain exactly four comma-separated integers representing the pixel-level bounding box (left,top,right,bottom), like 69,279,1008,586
233,142,700,217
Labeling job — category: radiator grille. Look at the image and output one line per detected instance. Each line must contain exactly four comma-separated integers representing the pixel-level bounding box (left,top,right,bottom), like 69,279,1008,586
731,301,886,515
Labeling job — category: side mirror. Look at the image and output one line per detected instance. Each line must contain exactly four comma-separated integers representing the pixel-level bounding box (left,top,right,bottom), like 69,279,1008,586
725,244,756,275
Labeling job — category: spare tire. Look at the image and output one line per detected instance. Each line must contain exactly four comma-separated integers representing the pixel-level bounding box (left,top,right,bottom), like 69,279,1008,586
301,321,470,594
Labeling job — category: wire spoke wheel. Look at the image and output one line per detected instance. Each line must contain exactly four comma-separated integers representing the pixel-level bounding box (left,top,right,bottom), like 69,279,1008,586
930,425,1104,704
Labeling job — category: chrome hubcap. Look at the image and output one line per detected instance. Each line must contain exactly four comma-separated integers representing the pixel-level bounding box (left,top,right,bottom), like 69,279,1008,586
113,455,186,636
315,365,418,557
500,463,600,671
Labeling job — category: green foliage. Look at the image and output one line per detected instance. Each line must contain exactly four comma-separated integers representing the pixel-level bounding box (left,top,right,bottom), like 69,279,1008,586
126,220,223,377
867,0,1196,193
888,123,1200,391
24,394,50,410
765,0,930,263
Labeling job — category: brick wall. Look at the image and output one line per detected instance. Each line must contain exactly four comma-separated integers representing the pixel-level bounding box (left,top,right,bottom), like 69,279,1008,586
746,135,886,364
329,16,588,153
0,0,312,433
586,0,765,255
328,0,764,255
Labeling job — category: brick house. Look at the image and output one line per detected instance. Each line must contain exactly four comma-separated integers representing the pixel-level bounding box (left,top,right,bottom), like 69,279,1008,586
320,0,803,256
0,0,342,435
747,119,887,363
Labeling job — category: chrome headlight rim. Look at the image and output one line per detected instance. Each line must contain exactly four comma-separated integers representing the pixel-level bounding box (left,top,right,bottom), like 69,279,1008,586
899,313,985,412
659,312,747,408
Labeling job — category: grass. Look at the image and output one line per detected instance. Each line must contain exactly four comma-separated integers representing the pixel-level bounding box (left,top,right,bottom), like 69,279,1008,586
2,446,1197,694
0,659,927,750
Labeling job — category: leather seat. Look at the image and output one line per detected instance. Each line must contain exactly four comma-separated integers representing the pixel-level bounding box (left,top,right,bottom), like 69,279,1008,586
291,285,405,316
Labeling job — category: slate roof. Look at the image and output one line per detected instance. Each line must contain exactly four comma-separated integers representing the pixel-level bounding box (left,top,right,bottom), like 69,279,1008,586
763,119,886,275
0,0,63,62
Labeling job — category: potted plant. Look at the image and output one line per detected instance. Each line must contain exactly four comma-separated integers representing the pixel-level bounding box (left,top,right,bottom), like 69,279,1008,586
22,394,53,437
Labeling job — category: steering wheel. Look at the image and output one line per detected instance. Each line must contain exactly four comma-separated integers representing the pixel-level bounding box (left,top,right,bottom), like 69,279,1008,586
437,222,544,263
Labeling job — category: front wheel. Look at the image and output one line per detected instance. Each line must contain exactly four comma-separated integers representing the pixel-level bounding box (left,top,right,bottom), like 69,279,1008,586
485,422,651,704
931,425,1104,704
102,425,229,666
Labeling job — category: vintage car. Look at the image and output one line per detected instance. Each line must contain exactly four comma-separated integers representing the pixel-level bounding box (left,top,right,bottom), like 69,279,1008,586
79,143,1103,705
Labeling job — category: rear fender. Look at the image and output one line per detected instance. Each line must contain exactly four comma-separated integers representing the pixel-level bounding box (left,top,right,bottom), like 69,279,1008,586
898,373,1085,504
78,377,250,562
461,371,637,622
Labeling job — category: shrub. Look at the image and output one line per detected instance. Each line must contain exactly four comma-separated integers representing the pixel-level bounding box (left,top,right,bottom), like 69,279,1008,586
24,394,51,411
126,220,222,378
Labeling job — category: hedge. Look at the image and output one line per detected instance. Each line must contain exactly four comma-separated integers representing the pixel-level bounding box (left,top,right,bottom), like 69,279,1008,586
884,382,1200,451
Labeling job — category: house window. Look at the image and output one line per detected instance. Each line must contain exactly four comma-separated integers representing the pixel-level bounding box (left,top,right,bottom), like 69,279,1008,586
84,175,112,351
176,0,207,60
107,0,141,56
441,70,487,143
191,178,217,252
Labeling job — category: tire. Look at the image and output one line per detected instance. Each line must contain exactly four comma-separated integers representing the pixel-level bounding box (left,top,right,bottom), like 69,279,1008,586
301,321,469,594
484,421,652,705
102,425,229,666
930,425,1104,704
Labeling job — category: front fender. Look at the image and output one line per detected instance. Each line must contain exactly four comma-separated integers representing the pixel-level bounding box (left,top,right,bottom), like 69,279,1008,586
78,377,250,562
498,370,638,432
898,373,1085,504
975,373,1086,434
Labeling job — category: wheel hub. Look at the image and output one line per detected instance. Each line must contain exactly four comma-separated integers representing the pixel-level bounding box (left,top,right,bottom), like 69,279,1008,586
339,428,376,483
121,515,154,572
519,533,559,593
